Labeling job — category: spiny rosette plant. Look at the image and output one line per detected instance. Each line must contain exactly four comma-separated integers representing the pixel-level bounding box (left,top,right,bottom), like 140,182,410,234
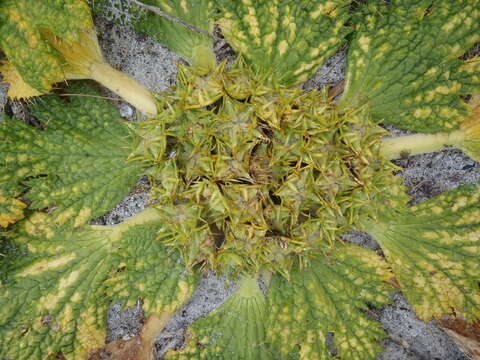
136,61,407,276
0,0,480,359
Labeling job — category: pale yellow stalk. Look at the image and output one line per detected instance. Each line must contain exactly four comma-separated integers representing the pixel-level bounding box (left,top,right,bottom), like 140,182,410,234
382,96,480,160
381,130,466,160
43,28,158,117
89,62,158,117
89,207,162,242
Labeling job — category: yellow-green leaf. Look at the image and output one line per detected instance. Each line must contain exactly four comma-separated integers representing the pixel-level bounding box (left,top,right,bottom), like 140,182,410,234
166,276,270,360
265,245,394,360
370,183,480,321
0,209,196,360
105,222,198,316
0,0,92,93
0,82,143,227
0,213,111,359
217,0,350,86
340,0,480,132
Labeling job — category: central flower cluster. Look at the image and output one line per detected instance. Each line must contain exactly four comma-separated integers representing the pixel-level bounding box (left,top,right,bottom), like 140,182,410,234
136,61,402,275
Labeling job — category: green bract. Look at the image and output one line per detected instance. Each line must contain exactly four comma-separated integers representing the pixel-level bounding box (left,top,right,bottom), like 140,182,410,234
1,0,480,359
135,61,407,275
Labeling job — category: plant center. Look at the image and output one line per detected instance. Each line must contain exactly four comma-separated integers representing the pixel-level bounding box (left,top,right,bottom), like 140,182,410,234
135,60,405,276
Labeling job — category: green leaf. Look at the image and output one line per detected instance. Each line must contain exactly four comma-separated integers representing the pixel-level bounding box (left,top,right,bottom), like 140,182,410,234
369,183,480,322
105,221,198,316
93,0,215,71
340,0,480,132
217,0,350,86
0,82,143,227
457,57,480,95
265,245,394,360
138,0,215,71
0,209,195,360
166,245,393,360
458,95,480,161
0,0,92,93
0,213,112,359
166,276,271,360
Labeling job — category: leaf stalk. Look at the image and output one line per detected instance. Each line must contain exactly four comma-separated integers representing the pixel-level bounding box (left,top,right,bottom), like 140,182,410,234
381,130,465,159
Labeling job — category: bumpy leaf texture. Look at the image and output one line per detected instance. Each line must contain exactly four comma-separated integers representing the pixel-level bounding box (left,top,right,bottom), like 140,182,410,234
105,220,198,315
340,0,480,132
0,0,92,94
137,0,214,69
458,57,480,95
0,82,143,227
0,190,26,227
166,246,394,360
0,61,42,99
265,246,394,360
166,277,269,360
0,209,195,360
217,0,351,86
371,183,480,321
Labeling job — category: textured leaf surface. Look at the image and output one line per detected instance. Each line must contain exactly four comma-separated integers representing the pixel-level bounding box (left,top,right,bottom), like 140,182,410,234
0,213,111,360
0,60,42,99
340,0,480,132
0,82,143,227
217,0,350,86
105,222,198,316
93,0,215,70
370,183,480,321
0,0,92,93
458,57,480,95
0,209,194,360
265,245,394,360
137,0,214,69
0,190,26,227
166,277,270,360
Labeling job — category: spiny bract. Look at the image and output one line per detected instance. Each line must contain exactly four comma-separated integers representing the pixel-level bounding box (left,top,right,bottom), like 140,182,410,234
1,0,480,359
134,61,406,276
